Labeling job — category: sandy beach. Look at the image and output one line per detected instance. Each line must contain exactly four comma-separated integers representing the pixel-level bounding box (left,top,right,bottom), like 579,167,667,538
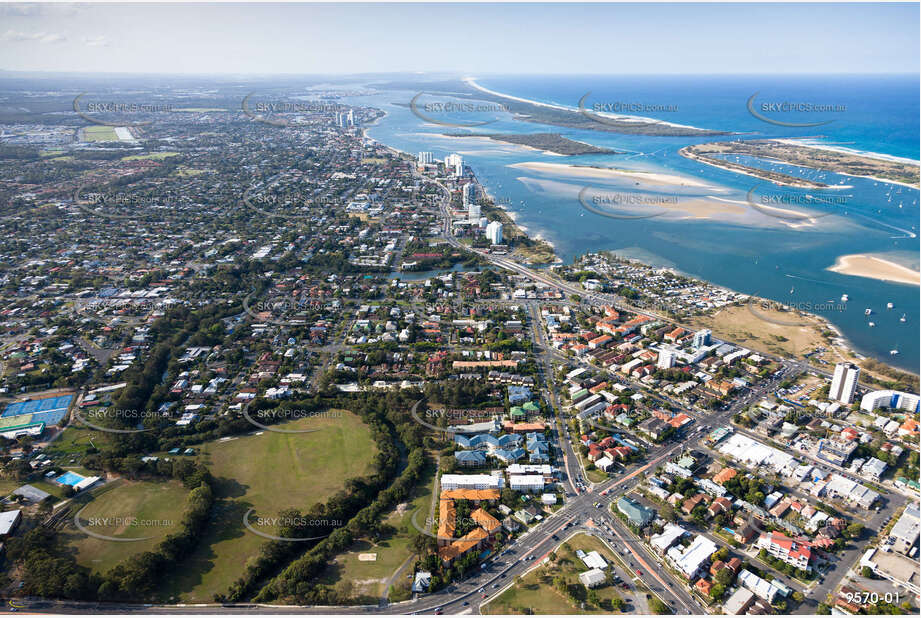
463,76,709,132
509,161,713,188
827,254,920,286
440,133,565,156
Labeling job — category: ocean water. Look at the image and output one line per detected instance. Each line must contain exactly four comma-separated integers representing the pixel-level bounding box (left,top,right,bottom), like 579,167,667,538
346,75,920,371
477,74,920,160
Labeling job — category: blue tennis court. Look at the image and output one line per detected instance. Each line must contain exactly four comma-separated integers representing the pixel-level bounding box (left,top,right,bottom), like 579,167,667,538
56,471,87,486
2,395,73,426
30,409,69,426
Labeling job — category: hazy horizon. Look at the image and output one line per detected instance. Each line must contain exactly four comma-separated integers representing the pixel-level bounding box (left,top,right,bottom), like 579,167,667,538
1,2,918,75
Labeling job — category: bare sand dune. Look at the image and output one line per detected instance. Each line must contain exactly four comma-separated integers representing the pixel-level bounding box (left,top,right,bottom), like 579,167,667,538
508,161,713,187
827,254,920,286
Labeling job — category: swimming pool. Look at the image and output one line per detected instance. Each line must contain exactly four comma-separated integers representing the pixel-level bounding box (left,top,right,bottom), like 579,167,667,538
56,471,87,486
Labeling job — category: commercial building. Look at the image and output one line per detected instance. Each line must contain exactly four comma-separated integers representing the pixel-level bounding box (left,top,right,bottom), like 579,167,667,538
11,484,49,503
579,568,607,588
650,522,686,554
718,433,796,473
580,550,608,570
888,503,920,556
617,496,655,527
723,587,756,615
666,534,717,579
0,509,22,537
822,473,879,509
860,548,920,595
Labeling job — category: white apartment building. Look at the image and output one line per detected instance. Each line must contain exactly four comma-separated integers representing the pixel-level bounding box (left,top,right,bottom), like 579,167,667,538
486,221,503,245
440,473,504,491
829,362,860,404
657,348,676,369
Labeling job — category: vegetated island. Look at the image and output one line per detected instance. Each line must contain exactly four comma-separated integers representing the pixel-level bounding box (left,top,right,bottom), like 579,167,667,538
387,79,729,137
445,132,620,156
680,139,921,188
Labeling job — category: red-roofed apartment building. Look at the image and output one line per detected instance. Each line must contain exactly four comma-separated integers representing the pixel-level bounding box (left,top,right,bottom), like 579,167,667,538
756,531,813,571
664,327,686,342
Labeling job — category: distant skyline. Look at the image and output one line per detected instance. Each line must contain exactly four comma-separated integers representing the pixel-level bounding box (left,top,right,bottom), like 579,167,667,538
0,2,918,75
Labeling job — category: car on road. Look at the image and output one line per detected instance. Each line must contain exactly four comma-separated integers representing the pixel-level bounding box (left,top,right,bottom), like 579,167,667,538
636,570,642,576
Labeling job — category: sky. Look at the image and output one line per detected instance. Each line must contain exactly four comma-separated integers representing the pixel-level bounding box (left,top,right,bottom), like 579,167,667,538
0,2,919,75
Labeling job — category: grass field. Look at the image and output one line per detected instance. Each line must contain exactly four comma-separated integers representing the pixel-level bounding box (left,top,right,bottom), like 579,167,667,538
174,168,210,177
30,479,69,499
121,151,179,161
483,533,631,615
0,479,22,498
572,449,608,484
45,425,111,461
159,410,378,602
686,303,828,360
317,460,438,602
82,126,119,142
62,479,189,574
